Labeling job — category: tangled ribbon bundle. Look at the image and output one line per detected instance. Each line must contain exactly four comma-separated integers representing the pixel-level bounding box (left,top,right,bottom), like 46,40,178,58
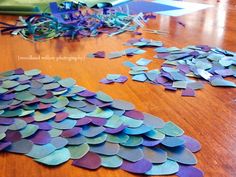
0,1,146,41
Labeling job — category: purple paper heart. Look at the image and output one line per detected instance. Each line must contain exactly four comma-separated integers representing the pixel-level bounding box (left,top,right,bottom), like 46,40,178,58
61,127,82,138
76,117,92,126
4,130,22,142
37,103,51,110
41,91,54,99
0,118,15,125
176,165,204,177
156,76,168,84
182,88,196,97
124,110,144,120
29,130,51,145
100,78,114,84
72,152,101,170
181,135,201,153
34,122,52,130
14,68,24,75
90,117,107,126
86,98,106,107
55,112,69,122
1,93,15,101
20,116,34,123
105,124,127,134
115,76,128,83
121,159,152,174
77,90,96,97
142,138,163,147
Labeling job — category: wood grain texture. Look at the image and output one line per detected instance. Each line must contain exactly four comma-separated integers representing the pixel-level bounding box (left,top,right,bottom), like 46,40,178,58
0,0,236,177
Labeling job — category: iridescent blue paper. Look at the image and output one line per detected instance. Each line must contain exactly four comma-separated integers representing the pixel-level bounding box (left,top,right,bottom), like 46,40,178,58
0,68,202,176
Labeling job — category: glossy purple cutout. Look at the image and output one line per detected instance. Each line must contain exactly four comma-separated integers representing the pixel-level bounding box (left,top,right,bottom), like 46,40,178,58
34,122,52,130
53,87,67,92
55,112,69,122
93,51,105,58
142,139,162,147
14,68,24,75
1,93,15,101
161,72,173,80
42,91,54,99
124,110,144,120
189,51,200,57
121,159,152,174
100,78,113,84
181,135,201,153
38,103,51,110
176,165,204,177
165,85,177,91
61,127,82,138
72,152,101,170
5,130,22,142
156,76,168,84
178,64,190,74
20,116,35,123
196,45,211,52
182,88,195,97
77,90,96,97
86,98,106,107
0,118,15,125
90,117,107,126
105,124,127,134
29,130,51,145
76,118,92,126
0,141,12,151
115,76,128,83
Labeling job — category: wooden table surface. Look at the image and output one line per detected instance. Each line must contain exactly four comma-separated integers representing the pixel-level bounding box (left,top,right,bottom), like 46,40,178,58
0,0,235,177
